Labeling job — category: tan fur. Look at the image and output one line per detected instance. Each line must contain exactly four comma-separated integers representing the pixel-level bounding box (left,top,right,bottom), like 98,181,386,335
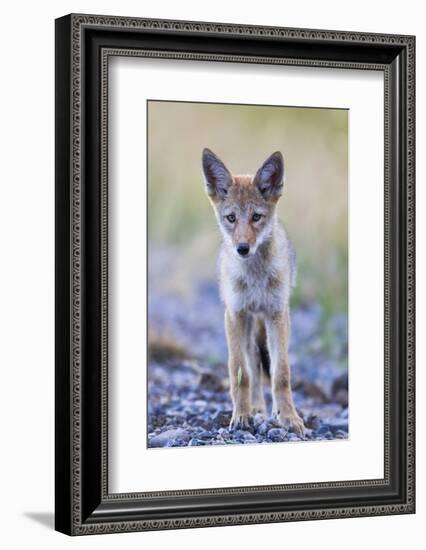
224,310,252,427
264,311,304,432
202,149,305,434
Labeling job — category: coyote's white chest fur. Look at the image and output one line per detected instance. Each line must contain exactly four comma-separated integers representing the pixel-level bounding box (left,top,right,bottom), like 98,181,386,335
219,223,295,316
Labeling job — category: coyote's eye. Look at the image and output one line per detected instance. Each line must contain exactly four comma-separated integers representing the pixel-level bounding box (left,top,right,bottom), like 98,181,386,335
252,213,262,222
226,214,236,223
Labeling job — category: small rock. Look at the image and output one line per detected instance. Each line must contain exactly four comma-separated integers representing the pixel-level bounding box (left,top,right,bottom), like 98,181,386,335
257,422,269,435
332,372,348,396
188,438,205,446
334,389,348,408
197,418,214,430
268,416,283,428
253,413,265,427
198,430,215,439
212,410,232,427
340,408,349,419
151,414,167,427
335,430,348,439
305,414,321,431
149,428,190,448
317,424,331,435
326,418,348,432
233,430,248,440
267,428,288,442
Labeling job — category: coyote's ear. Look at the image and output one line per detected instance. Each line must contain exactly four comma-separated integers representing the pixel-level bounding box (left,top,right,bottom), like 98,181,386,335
202,148,232,200
253,151,284,200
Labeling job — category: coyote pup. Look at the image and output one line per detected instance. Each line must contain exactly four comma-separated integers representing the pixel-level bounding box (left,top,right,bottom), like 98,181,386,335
202,148,305,435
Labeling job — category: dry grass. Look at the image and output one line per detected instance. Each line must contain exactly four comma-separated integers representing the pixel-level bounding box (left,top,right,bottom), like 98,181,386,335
148,329,193,363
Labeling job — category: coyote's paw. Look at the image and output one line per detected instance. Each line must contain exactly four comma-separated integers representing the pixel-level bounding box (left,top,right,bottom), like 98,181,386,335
276,411,306,436
229,412,251,431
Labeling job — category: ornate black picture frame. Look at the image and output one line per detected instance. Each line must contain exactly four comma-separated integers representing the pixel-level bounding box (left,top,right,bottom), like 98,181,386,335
55,13,415,535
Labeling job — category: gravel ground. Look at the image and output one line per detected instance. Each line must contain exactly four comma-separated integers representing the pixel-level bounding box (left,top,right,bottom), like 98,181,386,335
147,281,348,448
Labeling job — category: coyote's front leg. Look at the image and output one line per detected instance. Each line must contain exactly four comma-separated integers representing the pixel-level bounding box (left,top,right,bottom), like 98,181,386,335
265,310,305,435
225,309,252,430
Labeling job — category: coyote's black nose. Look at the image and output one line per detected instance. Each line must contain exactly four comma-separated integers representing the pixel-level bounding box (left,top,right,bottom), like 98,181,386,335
237,243,250,256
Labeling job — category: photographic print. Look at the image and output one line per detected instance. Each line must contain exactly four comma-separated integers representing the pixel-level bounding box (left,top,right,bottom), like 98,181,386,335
56,15,415,534
147,100,349,449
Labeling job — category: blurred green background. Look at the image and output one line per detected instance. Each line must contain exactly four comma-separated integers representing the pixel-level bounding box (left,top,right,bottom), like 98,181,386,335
148,100,348,316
